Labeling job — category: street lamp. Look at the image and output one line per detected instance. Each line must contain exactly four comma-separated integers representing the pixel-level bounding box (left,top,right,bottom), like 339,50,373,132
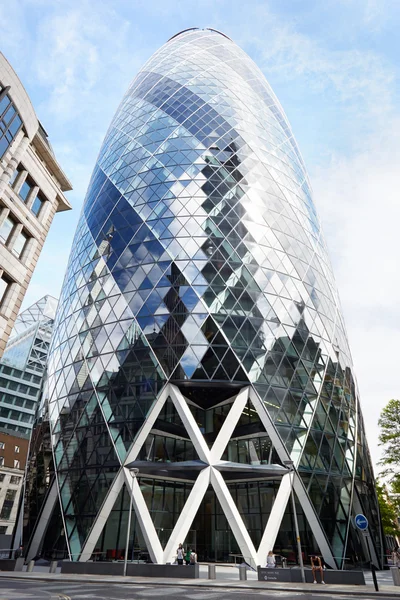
123,467,139,577
283,459,305,583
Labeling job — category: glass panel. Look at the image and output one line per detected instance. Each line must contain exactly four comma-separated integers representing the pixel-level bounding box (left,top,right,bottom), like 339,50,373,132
0,215,14,244
12,230,27,258
19,180,32,202
0,277,9,303
31,195,43,216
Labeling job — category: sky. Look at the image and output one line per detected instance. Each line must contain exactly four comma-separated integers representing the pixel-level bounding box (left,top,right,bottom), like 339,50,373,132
1,0,399,472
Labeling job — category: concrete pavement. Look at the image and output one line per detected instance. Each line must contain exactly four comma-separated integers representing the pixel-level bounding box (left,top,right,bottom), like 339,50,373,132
0,565,399,597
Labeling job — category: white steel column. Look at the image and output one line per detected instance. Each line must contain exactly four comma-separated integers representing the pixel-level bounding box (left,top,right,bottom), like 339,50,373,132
210,387,249,462
79,470,124,561
26,479,58,562
211,467,258,568
163,467,211,563
257,473,291,565
124,384,170,464
249,387,337,568
122,466,164,564
169,384,210,462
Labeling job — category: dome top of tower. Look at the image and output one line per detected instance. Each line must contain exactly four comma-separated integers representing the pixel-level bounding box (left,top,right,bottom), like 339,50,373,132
167,27,232,43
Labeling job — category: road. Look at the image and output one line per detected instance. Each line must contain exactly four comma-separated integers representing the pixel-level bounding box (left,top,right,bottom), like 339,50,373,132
0,580,397,600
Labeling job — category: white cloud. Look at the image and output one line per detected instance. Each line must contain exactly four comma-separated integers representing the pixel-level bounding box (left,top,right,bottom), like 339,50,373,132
232,5,399,472
312,119,400,471
239,8,394,123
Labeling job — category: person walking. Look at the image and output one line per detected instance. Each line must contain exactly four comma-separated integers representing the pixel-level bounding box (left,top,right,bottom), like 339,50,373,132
176,543,185,565
189,549,197,564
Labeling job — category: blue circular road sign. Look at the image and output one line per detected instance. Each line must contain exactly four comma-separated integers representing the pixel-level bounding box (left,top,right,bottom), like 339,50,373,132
355,514,369,530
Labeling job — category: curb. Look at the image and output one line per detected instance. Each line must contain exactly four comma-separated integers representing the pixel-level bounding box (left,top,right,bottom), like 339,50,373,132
0,573,399,597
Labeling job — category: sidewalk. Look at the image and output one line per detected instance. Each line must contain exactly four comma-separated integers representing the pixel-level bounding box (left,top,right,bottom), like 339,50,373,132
0,566,399,597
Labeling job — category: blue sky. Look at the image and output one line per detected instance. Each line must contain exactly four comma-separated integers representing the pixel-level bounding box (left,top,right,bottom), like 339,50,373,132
1,0,400,469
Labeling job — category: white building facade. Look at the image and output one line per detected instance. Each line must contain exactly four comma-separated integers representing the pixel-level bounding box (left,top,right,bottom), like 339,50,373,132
0,54,71,358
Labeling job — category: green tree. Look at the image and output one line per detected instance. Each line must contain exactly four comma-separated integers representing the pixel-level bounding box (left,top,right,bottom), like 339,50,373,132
378,399,400,484
376,483,400,538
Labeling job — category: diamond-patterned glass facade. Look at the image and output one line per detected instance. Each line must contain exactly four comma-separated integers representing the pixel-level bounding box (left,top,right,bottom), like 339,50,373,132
34,28,382,568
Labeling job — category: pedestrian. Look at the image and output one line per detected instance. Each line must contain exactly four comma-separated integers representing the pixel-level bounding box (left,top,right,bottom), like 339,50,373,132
266,550,276,568
189,549,197,564
14,545,23,559
185,547,191,565
176,543,185,565
310,555,325,584
393,547,400,567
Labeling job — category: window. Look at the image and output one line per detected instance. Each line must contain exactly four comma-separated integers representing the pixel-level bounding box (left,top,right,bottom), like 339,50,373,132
0,489,16,519
0,474,4,482
5,489,16,502
0,215,15,244
12,230,27,258
13,459,20,469
9,167,20,186
0,274,11,305
0,526,7,534
14,445,19,453
0,457,4,467
0,441,4,449
19,178,33,202
0,90,22,159
31,193,44,217
10,476,20,484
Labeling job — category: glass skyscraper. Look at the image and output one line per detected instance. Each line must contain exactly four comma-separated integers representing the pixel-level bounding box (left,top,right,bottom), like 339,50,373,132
26,28,382,568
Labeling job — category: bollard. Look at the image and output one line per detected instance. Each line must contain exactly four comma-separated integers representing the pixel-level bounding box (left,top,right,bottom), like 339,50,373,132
27,560,35,572
391,567,400,586
208,564,216,580
49,561,58,574
239,564,247,581
370,562,379,592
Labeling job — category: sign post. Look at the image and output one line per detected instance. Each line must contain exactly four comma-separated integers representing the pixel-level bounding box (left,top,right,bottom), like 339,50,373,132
354,514,378,592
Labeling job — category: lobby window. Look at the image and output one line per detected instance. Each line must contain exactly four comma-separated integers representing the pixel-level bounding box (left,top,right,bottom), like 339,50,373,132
0,89,22,159
0,215,16,244
10,476,20,484
0,474,4,482
31,192,44,217
0,526,6,534
12,230,28,259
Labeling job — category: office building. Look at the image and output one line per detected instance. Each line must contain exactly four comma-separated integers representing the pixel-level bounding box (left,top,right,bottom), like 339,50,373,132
0,295,57,438
0,296,56,544
25,29,383,568
0,430,28,538
0,53,72,358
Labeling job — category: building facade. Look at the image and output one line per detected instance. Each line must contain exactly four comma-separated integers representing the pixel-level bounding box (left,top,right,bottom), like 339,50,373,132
0,53,72,358
0,295,57,438
0,430,28,538
26,29,382,568
0,296,57,544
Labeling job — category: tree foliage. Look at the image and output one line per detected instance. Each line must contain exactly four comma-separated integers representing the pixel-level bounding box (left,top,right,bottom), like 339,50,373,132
376,482,400,538
378,398,400,480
